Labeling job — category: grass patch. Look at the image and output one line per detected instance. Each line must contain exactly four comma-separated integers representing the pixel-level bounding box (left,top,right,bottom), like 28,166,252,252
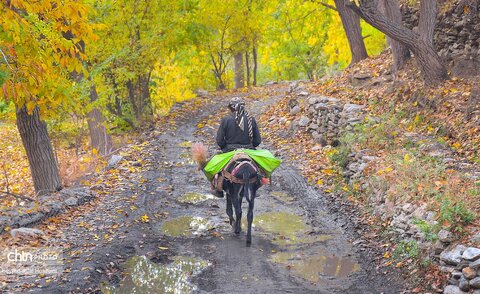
393,239,420,261
326,111,477,234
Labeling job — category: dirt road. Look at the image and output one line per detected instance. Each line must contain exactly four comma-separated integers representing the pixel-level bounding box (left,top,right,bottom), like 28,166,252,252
6,85,406,293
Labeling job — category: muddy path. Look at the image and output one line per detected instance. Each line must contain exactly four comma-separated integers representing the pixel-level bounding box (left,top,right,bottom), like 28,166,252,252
6,85,406,293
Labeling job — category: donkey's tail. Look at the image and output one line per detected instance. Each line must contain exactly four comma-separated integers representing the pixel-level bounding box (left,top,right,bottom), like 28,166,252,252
243,169,252,202
191,142,208,170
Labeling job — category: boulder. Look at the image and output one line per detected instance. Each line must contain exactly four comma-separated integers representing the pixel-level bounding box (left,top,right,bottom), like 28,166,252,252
343,104,365,113
462,267,477,279
459,277,470,291
290,105,301,115
298,91,309,97
443,285,467,294
195,89,209,97
440,245,467,265
64,197,78,206
108,155,123,168
471,277,480,289
10,227,44,238
438,229,454,243
463,247,480,261
470,259,480,270
298,116,310,127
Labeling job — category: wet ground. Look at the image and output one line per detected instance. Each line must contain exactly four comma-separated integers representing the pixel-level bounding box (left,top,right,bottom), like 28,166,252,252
6,85,406,293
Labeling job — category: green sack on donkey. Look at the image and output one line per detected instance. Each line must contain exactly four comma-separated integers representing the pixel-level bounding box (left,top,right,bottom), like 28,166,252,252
191,143,281,181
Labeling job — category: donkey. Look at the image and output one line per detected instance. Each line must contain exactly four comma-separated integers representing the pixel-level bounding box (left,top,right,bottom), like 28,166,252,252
222,158,260,244
192,143,262,244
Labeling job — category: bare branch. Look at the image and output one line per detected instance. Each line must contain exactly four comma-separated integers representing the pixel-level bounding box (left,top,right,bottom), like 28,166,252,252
319,2,338,11
0,48,14,70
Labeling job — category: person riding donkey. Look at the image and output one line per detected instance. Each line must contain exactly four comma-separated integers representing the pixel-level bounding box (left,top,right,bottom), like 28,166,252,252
212,97,262,197
191,97,280,198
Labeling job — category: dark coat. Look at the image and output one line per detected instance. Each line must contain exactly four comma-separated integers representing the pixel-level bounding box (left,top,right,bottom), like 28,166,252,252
216,114,261,152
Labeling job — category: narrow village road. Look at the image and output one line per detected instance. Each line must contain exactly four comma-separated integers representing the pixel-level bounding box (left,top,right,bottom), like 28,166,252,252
9,85,406,293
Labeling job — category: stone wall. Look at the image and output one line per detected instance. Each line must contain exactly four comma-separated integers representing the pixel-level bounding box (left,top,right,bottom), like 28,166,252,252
402,1,480,76
298,95,365,146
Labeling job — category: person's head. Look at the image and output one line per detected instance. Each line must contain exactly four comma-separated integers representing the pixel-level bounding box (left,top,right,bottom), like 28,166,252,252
228,97,245,113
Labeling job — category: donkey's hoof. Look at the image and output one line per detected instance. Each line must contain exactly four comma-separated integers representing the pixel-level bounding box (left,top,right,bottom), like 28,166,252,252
246,238,252,245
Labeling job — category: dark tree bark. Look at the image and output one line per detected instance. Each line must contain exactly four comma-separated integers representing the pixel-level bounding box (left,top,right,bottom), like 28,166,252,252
87,85,113,156
378,0,410,72
334,0,369,65
126,73,153,123
418,0,437,47
234,52,245,89
245,51,251,87
62,31,113,156
16,106,62,195
346,0,449,85
252,46,258,86
210,53,227,90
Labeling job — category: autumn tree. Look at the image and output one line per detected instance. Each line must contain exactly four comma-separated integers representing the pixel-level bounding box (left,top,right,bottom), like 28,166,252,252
333,0,369,65
0,0,96,194
377,0,410,72
88,0,162,125
266,0,331,80
346,0,449,84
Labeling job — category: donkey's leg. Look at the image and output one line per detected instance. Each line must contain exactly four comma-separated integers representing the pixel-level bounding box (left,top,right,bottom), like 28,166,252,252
226,193,234,226
233,187,242,235
246,196,255,244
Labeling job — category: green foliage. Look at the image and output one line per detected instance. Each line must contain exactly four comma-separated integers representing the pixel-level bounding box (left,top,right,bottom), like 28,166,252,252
393,240,419,260
0,100,11,114
327,144,352,169
438,197,476,232
412,219,438,242
0,70,8,86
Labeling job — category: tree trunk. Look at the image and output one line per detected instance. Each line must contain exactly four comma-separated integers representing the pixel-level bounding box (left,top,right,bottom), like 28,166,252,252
210,53,227,90
334,0,369,65
126,73,153,124
252,46,258,86
245,51,251,87
234,52,245,89
418,0,437,47
138,73,153,122
126,80,138,120
347,0,449,85
378,0,410,72
16,106,62,195
87,85,113,156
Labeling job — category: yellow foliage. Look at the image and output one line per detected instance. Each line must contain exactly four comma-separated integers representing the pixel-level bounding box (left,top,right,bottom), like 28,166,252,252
0,0,95,118
151,54,201,114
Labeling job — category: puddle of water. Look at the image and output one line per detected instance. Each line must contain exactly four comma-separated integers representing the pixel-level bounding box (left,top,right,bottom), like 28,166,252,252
253,212,333,246
255,212,308,238
178,192,215,204
270,191,295,202
271,252,360,282
177,141,192,148
161,216,213,237
100,255,210,294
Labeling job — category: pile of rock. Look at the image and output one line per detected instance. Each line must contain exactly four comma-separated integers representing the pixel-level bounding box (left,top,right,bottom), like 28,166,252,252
301,95,365,146
441,245,480,293
402,2,480,76
0,186,95,234
343,150,377,180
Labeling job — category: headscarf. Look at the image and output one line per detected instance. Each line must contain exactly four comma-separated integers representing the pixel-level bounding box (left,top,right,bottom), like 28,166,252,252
229,97,253,141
